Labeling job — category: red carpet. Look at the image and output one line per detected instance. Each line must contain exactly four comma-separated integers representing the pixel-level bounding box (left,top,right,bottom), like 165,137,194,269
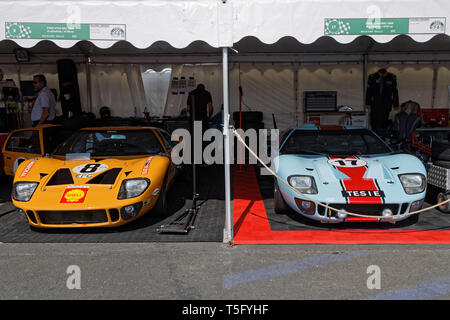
233,165,450,244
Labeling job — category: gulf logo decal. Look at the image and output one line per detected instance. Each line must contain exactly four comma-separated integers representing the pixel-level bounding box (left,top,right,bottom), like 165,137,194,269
19,159,38,178
60,186,89,204
141,156,153,175
329,156,384,204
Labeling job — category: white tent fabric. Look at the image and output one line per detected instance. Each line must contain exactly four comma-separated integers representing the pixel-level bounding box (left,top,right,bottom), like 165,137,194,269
89,65,129,117
230,64,296,130
162,62,450,130
1,1,449,48
3,60,448,128
140,65,172,117
0,62,172,120
0,0,222,49
165,64,224,117
232,0,450,45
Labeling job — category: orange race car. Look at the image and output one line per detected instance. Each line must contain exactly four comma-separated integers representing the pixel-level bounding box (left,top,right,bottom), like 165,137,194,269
2,124,75,176
11,126,179,228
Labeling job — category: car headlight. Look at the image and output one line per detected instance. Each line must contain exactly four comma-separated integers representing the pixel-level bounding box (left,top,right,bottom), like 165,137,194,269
399,174,426,194
288,175,318,194
13,182,38,202
118,178,150,199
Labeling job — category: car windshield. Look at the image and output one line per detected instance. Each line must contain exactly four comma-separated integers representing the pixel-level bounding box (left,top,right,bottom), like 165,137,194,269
280,129,392,155
53,129,164,156
5,129,41,154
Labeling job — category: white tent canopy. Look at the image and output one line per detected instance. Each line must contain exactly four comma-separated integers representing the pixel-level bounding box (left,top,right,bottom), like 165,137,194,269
1,0,450,48
2,0,450,243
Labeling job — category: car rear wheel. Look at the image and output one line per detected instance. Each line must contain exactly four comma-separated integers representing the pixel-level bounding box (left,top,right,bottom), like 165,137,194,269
274,179,292,214
437,192,450,213
153,173,168,217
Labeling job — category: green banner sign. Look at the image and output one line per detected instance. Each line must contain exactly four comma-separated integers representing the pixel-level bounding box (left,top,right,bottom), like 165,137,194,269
325,17,446,35
5,22,126,41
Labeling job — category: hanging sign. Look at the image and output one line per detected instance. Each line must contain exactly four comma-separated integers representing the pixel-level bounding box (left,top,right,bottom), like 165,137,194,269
5,22,126,41
325,17,446,35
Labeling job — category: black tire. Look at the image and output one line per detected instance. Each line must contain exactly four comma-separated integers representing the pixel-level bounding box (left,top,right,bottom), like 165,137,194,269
437,192,450,213
274,179,291,214
233,111,263,123
152,173,168,217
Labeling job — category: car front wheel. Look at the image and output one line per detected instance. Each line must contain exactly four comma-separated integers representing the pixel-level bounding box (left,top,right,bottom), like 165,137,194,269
274,179,292,214
153,174,168,217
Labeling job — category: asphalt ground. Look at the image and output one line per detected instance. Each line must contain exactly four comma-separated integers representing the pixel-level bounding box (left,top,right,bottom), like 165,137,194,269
0,243,449,301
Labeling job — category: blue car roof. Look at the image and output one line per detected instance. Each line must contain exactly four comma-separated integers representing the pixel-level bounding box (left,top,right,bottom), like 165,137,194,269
295,124,366,130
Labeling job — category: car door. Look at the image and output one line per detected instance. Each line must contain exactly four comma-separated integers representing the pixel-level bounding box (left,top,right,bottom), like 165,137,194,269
2,128,43,176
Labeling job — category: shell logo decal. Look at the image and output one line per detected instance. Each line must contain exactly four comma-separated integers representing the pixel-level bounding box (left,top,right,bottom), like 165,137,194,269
60,186,89,203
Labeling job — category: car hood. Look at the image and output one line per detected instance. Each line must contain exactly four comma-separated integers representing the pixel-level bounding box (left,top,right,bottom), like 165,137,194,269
13,155,170,209
16,156,167,184
274,153,427,203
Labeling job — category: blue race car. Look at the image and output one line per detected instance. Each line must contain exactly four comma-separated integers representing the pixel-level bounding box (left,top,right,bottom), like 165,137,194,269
273,124,427,223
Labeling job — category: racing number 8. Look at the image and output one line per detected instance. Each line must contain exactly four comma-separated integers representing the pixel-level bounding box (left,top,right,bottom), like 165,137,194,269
79,163,102,173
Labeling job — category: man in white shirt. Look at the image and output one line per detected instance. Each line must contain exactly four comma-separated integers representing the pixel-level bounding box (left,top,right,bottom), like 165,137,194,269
31,74,56,127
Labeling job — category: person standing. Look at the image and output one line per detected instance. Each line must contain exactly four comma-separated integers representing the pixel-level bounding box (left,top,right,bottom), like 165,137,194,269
31,74,56,127
186,83,214,165
365,68,399,136
187,83,213,134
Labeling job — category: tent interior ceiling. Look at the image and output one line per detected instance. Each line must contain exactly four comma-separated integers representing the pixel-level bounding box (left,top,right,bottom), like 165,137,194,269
0,35,450,64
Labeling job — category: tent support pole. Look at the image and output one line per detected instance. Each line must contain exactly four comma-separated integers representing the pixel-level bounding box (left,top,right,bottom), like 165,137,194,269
86,56,93,113
294,66,299,126
431,64,438,109
363,54,368,107
222,47,233,245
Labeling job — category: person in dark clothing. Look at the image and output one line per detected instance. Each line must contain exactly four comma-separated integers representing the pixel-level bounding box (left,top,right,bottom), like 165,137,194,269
187,83,214,134
365,68,399,136
186,84,214,165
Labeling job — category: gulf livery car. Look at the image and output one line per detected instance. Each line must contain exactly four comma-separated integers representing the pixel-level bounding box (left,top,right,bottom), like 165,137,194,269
12,127,178,228
273,124,427,223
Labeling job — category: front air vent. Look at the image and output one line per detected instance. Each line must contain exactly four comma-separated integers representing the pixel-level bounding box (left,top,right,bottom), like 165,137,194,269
109,209,120,222
328,204,400,216
46,169,74,186
26,210,37,224
87,168,122,185
37,210,108,224
400,203,409,214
